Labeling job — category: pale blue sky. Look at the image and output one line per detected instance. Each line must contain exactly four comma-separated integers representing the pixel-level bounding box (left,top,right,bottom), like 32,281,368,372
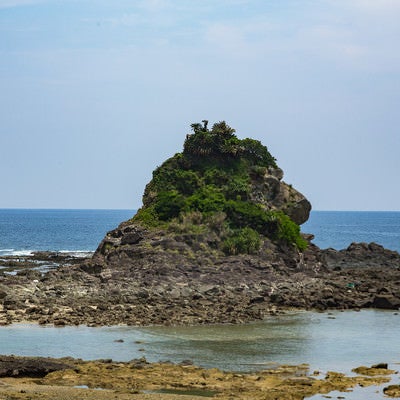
1,0,399,210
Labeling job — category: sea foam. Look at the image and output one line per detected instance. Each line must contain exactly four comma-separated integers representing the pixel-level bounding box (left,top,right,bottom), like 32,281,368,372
0,249,33,256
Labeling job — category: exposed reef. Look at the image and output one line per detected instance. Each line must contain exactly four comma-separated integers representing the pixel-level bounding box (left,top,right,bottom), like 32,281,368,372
0,356,396,400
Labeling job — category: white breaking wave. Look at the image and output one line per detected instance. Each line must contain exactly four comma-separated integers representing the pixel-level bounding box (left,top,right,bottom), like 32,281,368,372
0,248,14,253
58,250,94,258
0,249,33,256
0,249,94,257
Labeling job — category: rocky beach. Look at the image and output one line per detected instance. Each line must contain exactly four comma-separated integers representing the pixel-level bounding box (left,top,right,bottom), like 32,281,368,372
0,236,399,327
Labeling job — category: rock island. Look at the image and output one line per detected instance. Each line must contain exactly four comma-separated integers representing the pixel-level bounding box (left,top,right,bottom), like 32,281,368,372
1,121,400,326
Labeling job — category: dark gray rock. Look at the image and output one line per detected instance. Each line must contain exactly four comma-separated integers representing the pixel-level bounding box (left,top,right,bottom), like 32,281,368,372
0,356,72,378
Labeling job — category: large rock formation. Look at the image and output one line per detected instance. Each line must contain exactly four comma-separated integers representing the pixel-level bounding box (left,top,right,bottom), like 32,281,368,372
0,121,399,326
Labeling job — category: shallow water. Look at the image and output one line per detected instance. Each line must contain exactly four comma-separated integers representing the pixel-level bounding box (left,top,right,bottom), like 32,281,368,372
1,310,399,375
2,310,399,399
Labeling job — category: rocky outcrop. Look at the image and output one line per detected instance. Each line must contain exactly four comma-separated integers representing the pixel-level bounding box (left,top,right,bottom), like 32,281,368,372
0,122,399,326
1,228,399,327
321,242,400,269
249,167,311,225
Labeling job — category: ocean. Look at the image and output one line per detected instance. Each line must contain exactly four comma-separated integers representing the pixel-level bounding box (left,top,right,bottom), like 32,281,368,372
302,211,400,252
0,209,399,255
0,209,134,256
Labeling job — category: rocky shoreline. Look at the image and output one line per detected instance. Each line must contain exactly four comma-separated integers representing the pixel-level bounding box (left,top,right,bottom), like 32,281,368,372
0,355,398,400
1,125,399,399
2,124,398,327
0,229,399,327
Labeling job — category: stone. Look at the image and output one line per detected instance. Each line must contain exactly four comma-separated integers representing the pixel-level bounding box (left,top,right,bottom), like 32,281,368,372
384,385,400,397
372,295,400,310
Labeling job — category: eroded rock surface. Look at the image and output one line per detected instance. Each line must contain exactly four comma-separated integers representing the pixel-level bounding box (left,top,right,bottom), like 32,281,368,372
0,357,394,400
0,226,399,327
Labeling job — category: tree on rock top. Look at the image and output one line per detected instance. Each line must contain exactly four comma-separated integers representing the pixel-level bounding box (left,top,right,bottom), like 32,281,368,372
184,121,277,167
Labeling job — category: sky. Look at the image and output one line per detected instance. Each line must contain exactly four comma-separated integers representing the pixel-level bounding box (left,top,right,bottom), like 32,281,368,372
1,0,399,211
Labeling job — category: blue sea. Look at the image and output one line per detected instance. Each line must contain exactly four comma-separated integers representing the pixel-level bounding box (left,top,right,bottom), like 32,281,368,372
302,211,400,252
0,209,134,256
0,209,399,255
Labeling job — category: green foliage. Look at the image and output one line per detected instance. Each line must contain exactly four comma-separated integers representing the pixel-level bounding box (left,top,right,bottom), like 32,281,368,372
224,200,272,234
186,185,226,213
225,175,250,200
270,211,308,251
133,205,159,227
240,138,277,167
167,211,207,235
250,165,267,179
203,168,229,186
222,227,261,255
185,121,238,158
133,120,306,253
154,190,187,221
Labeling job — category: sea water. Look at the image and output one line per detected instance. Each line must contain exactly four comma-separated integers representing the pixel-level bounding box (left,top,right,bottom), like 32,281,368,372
0,209,134,256
302,211,400,252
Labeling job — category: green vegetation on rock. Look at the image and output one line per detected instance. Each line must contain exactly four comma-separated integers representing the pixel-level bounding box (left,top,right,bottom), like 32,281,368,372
134,121,307,253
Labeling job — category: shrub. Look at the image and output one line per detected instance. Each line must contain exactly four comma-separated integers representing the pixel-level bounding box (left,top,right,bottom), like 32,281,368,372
240,138,277,168
205,211,228,235
154,190,187,220
133,205,159,227
225,176,250,200
222,227,261,255
186,186,226,214
271,211,308,251
224,200,271,233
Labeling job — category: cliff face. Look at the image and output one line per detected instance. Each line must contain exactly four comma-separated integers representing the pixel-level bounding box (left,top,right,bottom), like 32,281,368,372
248,166,311,225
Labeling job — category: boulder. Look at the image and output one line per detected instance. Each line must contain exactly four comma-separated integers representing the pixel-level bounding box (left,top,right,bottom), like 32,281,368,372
0,356,72,378
371,295,400,310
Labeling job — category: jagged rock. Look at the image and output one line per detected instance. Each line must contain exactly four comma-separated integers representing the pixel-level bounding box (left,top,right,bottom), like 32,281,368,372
248,168,311,225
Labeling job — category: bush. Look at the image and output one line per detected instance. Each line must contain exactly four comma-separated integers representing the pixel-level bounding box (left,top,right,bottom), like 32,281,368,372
240,138,277,168
222,227,261,255
186,186,226,214
224,200,271,233
133,205,159,227
225,176,250,200
154,190,187,220
271,211,308,251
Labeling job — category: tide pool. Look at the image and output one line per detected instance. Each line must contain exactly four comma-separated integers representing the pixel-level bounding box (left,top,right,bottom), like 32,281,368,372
1,310,399,375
